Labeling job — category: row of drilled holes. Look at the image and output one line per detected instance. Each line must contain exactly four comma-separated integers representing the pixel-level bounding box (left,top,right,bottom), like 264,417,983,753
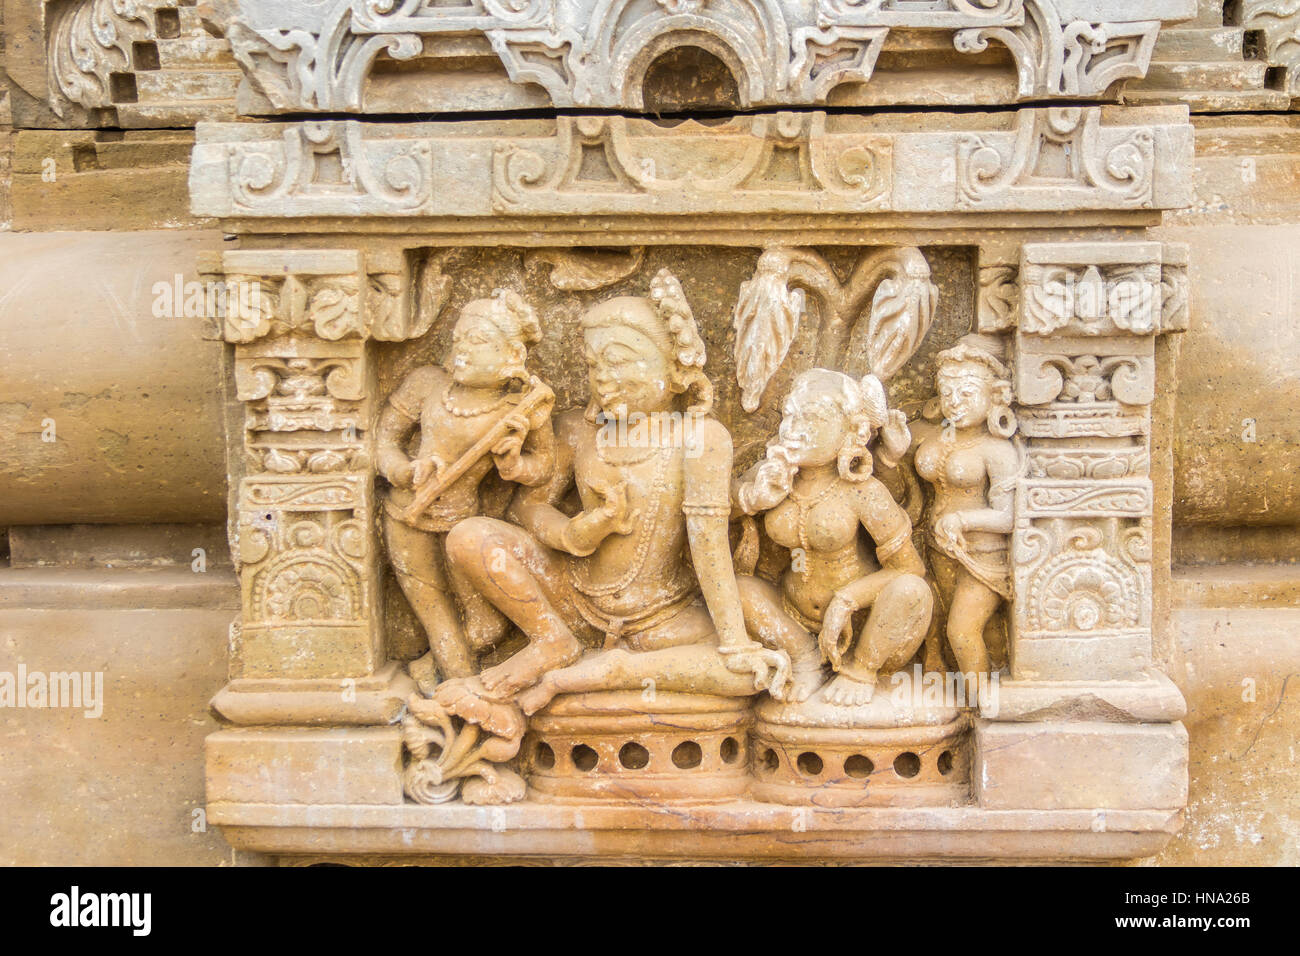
757,748,957,780
534,737,743,773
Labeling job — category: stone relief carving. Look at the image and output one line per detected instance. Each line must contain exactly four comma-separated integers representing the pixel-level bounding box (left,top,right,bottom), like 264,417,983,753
159,0,1203,862
190,108,1193,219
46,0,153,116
957,107,1156,210
376,290,557,706
1006,241,1171,682
202,232,1192,860
734,369,931,708
227,121,434,216
908,334,1019,684
731,245,936,411
491,113,891,215
1241,0,1300,95
953,0,1163,99
203,0,1190,112
353,247,963,805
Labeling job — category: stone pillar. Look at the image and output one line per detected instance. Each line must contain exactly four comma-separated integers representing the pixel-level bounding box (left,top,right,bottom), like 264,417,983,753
201,247,416,727
974,240,1190,812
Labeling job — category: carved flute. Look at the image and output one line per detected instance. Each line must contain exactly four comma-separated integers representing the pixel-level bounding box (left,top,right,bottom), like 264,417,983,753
398,377,553,524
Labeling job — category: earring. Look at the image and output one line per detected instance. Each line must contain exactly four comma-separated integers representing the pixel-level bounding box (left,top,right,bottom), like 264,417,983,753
987,404,1017,439
838,442,873,481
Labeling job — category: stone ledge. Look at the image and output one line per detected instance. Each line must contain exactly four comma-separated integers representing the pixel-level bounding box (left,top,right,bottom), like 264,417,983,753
207,801,1183,861
0,566,239,610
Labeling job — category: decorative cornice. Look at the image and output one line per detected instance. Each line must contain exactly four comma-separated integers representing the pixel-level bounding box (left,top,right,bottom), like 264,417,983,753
190,107,1194,219
207,0,1197,113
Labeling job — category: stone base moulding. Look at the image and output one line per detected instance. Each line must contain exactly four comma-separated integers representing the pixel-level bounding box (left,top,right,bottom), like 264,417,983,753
523,692,753,803
206,801,1184,862
974,719,1189,811
210,661,417,726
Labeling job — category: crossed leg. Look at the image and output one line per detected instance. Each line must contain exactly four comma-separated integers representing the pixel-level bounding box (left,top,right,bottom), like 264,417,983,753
443,516,593,700
515,605,760,715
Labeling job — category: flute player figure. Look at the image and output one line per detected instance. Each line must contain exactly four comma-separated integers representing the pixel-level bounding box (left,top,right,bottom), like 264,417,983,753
377,289,556,694
431,269,795,720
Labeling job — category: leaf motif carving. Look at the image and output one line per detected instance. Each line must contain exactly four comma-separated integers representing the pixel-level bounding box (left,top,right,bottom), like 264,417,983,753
732,250,808,412
864,267,937,382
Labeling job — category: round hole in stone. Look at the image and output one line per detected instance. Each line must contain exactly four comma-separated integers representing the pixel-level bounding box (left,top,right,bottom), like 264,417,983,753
571,744,598,772
619,741,650,770
894,751,921,779
672,740,703,769
844,754,873,778
760,748,779,774
937,749,954,776
720,736,740,764
534,742,554,770
641,46,741,119
796,751,824,777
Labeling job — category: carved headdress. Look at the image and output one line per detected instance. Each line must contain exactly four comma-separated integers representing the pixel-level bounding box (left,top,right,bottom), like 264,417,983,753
581,268,713,418
933,333,1016,438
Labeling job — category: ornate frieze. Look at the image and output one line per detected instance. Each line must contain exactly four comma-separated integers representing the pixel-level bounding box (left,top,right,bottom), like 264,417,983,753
206,0,1194,112
190,107,1194,219
186,2,1197,861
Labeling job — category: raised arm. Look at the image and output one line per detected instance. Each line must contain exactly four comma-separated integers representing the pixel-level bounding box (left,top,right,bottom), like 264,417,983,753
492,380,557,487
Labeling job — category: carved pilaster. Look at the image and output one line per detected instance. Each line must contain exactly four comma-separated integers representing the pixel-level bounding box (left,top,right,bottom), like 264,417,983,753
1009,240,1177,682
970,239,1189,812
201,247,421,721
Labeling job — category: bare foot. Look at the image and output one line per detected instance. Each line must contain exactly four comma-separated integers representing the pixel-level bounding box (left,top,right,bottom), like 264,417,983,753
822,672,877,707
407,652,440,698
789,655,826,703
478,635,580,700
515,675,558,716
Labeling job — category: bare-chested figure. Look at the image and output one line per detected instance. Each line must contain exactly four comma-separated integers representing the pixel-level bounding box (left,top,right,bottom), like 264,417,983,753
433,270,795,718
735,369,933,706
377,291,555,692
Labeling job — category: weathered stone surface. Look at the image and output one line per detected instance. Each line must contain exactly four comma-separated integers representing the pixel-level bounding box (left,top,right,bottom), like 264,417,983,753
11,0,1300,869
1155,565,1300,865
8,522,229,569
206,727,406,806
10,129,206,230
0,568,245,866
0,230,227,524
974,720,1189,810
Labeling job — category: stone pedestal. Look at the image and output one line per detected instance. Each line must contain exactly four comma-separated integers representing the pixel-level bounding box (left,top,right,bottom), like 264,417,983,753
525,693,752,803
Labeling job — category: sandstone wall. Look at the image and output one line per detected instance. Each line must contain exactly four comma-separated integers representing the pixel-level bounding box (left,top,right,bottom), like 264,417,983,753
0,0,1296,865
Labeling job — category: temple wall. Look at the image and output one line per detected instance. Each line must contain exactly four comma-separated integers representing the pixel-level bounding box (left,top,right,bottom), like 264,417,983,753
0,0,1296,865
